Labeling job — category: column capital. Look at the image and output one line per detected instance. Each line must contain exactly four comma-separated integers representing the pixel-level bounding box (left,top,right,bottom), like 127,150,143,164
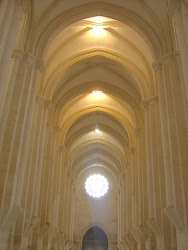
36,94,52,109
141,100,149,111
153,52,181,70
54,126,60,134
141,96,158,110
152,61,162,72
23,53,37,66
16,0,31,13
167,0,182,17
47,123,60,133
11,50,24,60
134,126,144,135
15,0,25,19
36,95,46,104
161,53,177,64
148,96,158,104
129,147,137,154
47,122,55,130
56,145,64,152
44,100,53,110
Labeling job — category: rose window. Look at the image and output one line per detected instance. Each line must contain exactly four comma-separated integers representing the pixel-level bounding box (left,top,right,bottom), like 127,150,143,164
85,174,109,198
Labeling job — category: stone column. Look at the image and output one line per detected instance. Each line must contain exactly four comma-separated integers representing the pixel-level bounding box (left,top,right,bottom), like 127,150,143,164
182,0,188,42
124,149,138,249
0,54,43,237
168,0,188,101
142,97,166,249
127,165,133,238
23,97,47,222
12,58,44,205
118,172,125,245
134,126,144,227
0,50,24,225
18,97,51,250
57,147,64,228
0,50,23,143
134,125,149,249
54,146,64,229
58,151,67,233
33,99,52,218
117,184,121,245
38,124,53,226
124,166,129,236
47,124,60,224
69,184,76,241
7,223,16,250
0,1,25,108
153,53,188,250
36,123,58,249
61,164,69,234
7,61,44,250
46,144,64,249
65,173,73,239
142,101,155,223
130,148,137,232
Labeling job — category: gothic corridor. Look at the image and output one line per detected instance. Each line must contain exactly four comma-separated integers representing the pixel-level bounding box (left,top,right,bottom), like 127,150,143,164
0,0,188,249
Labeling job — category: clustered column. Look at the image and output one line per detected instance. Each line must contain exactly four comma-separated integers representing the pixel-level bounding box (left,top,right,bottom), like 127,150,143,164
142,96,175,250
0,48,44,250
153,52,188,250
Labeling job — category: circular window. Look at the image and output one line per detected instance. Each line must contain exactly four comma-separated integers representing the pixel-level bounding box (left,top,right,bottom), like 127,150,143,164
85,174,109,198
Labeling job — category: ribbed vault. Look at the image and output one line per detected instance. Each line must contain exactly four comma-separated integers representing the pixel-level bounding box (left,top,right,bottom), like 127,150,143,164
34,5,159,244
2,0,187,249
34,7,157,243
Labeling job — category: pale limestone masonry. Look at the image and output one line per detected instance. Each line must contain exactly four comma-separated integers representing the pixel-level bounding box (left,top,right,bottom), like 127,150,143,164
0,0,188,249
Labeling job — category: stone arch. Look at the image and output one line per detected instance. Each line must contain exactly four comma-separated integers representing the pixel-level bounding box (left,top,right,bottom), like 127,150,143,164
31,2,163,61
58,106,136,147
42,49,151,99
75,160,119,185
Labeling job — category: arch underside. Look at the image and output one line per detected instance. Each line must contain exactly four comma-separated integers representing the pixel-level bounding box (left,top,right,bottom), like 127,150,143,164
32,2,162,244
2,0,187,249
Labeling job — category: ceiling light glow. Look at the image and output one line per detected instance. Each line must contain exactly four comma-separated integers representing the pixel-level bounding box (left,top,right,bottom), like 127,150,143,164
91,26,104,35
91,16,106,23
85,174,109,198
95,128,100,133
92,91,103,97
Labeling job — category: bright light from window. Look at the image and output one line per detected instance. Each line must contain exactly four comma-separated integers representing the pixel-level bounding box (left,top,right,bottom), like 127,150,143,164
92,91,103,97
95,128,100,133
91,26,104,35
84,16,112,23
90,16,107,23
85,174,109,198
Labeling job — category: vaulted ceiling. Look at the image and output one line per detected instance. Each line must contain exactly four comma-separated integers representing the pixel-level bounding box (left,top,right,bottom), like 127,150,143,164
24,0,170,241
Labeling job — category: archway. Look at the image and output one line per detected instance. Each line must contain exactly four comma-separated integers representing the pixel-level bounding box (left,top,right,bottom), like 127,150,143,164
82,226,108,250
